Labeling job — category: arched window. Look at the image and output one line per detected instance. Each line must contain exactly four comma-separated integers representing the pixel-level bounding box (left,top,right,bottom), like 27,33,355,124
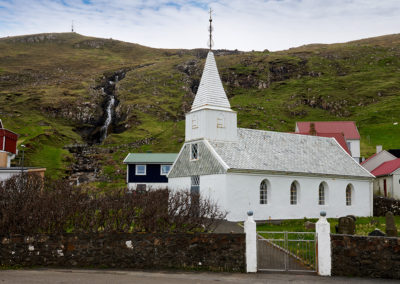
319,182,326,205
346,184,353,206
260,180,268,204
290,181,298,205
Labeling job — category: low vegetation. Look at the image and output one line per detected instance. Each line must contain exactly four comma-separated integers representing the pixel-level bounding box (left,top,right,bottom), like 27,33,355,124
0,174,226,234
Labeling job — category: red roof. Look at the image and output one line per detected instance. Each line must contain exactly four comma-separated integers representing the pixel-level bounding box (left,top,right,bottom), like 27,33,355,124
295,132,351,154
371,158,400,177
296,121,360,140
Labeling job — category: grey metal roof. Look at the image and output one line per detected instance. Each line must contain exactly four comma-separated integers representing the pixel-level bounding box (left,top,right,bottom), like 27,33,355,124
191,51,231,111
123,153,178,164
208,128,373,178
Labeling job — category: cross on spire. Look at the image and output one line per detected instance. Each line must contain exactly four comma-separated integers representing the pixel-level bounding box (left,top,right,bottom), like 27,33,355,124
208,8,213,50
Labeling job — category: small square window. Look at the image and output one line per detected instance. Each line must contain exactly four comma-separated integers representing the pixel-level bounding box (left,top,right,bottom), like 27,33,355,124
192,117,198,129
217,117,225,128
191,143,198,160
135,165,146,175
161,165,171,175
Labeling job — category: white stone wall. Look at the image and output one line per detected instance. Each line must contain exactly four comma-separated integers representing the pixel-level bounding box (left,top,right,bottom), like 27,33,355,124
224,172,372,221
0,171,19,182
127,182,169,190
362,150,396,172
185,108,237,142
347,139,360,161
393,172,400,199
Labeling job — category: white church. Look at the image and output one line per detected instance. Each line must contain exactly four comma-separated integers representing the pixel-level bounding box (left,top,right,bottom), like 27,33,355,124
167,25,374,222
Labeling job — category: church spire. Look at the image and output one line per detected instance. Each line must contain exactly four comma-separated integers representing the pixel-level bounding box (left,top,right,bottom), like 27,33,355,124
191,10,231,112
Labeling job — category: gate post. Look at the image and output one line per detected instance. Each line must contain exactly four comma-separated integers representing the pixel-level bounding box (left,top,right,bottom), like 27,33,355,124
316,211,331,276
244,210,257,273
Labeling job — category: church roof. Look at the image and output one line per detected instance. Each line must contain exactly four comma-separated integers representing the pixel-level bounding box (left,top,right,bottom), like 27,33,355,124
208,128,373,178
191,51,231,111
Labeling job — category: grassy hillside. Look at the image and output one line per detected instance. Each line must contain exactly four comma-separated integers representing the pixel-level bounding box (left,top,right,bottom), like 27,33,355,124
1,32,399,184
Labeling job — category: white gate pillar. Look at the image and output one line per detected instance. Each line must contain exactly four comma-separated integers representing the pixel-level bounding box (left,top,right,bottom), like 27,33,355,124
244,210,257,273
316,211,331,276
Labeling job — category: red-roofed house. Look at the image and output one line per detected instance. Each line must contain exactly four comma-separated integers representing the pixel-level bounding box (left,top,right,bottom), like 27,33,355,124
295,121,361,162
371,158,400,199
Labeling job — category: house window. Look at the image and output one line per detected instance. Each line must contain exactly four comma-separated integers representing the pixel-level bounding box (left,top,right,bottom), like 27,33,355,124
260,180,268,204
191,175,200,194
319,182,326,205
135,165,146,175
161,165,171,175
191,143,198,160
136,184,146,191
346,184,353,206
290,182,298,205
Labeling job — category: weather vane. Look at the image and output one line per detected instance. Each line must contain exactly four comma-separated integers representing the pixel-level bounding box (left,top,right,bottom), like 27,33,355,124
208,8,214,50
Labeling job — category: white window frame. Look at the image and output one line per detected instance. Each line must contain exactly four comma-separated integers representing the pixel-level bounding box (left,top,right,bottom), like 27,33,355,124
217,116,225,128
319,183,325,205
290,182,298,205
160,164,171,176
135,164,146,175
190,143,199,161
192,116,198,129
260,180,268,205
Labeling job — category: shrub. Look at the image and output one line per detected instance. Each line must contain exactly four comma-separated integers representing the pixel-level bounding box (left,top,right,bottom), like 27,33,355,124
0,174,226,234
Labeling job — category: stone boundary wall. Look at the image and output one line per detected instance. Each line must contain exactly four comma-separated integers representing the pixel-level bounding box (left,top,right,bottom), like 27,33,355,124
374,196,400,216
0,233,245,272
331,234,400,279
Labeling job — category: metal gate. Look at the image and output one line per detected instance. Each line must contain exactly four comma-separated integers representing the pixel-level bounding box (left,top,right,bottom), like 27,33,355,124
257,231,316,272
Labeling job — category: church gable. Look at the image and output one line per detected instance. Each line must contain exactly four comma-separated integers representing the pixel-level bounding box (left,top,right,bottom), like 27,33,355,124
168,141,226,178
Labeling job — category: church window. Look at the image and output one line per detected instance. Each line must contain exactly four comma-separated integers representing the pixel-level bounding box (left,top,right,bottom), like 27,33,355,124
290,182,298,205
191,175,200,194
191,143,199,160
346,184,353,206
192,116,198,129
319,182,326,205
260,180,268,204
135,165,146,175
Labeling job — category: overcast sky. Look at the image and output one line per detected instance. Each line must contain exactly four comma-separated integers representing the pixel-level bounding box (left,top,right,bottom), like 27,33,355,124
1,0,400,51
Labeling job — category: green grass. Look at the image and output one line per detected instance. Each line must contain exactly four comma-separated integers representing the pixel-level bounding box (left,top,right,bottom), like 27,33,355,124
1,32,400,182
256,216,400,236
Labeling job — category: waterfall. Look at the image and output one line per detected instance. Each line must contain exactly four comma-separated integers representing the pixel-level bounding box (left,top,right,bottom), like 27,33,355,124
99,75,118,143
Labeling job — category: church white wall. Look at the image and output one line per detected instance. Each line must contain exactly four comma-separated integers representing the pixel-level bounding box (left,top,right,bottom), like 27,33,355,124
185,109,237,142
347,139,360,161
224,173,372,221
168,175,227,211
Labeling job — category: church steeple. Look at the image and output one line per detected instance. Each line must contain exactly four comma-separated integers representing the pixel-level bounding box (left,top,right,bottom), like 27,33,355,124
185,10,237,142
191,9,231,112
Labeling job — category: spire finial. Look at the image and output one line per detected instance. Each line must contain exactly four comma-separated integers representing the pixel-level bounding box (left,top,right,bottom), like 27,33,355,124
208,8,213,50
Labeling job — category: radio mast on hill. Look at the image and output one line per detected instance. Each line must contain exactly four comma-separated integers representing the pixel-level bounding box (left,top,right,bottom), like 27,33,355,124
71,20,74,33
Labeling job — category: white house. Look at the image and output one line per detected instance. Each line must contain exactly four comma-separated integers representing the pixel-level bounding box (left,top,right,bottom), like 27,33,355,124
361,147,396,172
168,49,374,222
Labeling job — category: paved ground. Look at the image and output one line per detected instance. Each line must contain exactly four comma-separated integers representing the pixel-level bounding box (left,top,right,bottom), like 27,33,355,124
0,269,398,284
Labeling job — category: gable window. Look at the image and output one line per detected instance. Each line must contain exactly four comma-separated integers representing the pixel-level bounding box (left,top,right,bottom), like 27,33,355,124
192,115,198,129
260,180,268,205
290,182,298,205
217,116,225,128
135,165,146,175
191,143,199,160
191,175,200,194
346,184,353,206
319,182,326,205
161,165,171,175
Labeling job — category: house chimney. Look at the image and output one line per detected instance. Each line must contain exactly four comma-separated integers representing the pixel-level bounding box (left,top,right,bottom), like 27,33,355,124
376,145,383,153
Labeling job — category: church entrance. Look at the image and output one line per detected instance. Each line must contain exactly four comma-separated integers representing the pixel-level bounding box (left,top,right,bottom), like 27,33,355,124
257,231,317,273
